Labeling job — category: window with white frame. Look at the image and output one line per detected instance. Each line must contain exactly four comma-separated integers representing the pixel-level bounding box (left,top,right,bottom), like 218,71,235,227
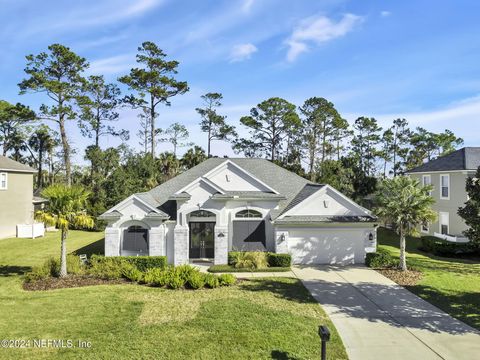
422,174,432,195
440,174,449,199
439,212,449,235
0,173,7,190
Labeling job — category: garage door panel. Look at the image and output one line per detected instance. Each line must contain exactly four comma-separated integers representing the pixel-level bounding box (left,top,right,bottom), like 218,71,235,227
286,228,366,265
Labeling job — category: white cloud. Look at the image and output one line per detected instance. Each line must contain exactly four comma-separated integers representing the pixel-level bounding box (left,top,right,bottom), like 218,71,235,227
380,11,391,17
229,43,258,62
285,13,363,62
87,54,134,75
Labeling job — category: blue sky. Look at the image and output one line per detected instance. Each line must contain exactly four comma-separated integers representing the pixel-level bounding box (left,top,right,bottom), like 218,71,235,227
1,0,479,161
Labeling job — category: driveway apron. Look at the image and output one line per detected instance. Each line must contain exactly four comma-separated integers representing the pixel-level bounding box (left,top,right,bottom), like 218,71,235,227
292,265,480,360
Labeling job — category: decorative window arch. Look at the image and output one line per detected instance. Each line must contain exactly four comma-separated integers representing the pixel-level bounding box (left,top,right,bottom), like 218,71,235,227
235,209,262,218
189,210,216,218
122,225,149,255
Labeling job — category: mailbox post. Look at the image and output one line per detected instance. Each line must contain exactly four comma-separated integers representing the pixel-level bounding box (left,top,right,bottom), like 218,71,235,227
318,325,330,360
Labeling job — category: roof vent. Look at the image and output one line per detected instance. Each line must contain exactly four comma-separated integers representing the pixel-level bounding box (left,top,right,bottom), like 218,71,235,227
225,175,230,182
324,200,329,208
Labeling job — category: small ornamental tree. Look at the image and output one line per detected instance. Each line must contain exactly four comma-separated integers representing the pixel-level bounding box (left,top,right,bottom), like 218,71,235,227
458,167,480,248
375,176,436,271
36,184,94,277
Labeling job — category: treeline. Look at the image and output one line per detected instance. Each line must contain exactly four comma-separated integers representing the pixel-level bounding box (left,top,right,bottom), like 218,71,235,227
0,41,463,219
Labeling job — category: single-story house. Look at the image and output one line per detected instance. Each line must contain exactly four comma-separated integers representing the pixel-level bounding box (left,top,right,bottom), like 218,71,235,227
100,158,378,265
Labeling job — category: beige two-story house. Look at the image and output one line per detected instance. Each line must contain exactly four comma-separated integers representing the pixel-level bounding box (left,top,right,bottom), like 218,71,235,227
0,156,38,239
407,147,480,241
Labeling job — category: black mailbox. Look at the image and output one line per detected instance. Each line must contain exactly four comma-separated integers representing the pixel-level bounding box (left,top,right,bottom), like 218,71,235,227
318,325,330,341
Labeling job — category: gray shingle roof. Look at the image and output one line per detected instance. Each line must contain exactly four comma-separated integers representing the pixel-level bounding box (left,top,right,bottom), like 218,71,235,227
0,156,36,173
278,184,325,216
135,192,169,217
211,191,286,200
274,215,377,224
408,147,480,173
146,158,313,219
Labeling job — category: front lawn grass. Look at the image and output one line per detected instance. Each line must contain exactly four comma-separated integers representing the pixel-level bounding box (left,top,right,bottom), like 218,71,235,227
377,227,480,330
0,231,346,359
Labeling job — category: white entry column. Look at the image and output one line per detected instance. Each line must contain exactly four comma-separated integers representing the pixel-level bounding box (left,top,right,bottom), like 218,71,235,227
173,225,189,265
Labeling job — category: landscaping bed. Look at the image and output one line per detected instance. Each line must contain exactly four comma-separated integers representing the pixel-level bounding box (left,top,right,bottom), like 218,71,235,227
376,268,423,286
24,254,237,291
23,275,127,291
208,264,291,273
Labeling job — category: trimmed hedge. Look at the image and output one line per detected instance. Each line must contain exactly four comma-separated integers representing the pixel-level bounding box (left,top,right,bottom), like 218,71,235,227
208,265,291,273
267,253,292,267
365,248,397,268
228,251,292,268
420,237,476,256
90,255,167,272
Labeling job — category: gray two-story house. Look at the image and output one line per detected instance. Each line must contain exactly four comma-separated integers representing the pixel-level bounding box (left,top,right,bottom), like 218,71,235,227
407,147,480,242
0,156,39,239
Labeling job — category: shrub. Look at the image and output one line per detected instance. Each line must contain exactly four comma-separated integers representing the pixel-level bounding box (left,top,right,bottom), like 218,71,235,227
228,251,242,265
24,257,59,283
420,237,476,256
144,268,167,286
121,263,143,282
204,273,220,288
122,256,167,272
267,253,292,267
166,269,185,289
234,251,269,269
89,255,126,280
186,271,206,289
90,256,166,272
67,254,85,275
218,273,236,286
175,264,196,282
208,265,291,273
365,248,396,268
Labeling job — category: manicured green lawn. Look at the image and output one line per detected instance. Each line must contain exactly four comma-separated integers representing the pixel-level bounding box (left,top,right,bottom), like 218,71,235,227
377,227,480,330
0,231,346,359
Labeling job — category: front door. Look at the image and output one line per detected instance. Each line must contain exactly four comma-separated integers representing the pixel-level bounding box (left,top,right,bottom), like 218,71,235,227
189,222,215,259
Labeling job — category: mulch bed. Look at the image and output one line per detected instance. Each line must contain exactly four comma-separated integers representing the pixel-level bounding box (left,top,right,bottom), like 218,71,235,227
23,276,128,291
376,268,423,286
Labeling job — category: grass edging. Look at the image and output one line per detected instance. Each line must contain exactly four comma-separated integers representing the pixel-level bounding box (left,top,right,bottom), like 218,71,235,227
208,265,291,273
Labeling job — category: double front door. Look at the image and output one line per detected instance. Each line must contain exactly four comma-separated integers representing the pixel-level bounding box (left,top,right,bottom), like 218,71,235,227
189,222,215,259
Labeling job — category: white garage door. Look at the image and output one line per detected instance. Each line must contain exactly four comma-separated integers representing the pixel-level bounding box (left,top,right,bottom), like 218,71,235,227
287,228,368,265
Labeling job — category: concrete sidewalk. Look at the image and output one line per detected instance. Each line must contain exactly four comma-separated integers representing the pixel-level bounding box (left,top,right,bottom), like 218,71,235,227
292,265,480,360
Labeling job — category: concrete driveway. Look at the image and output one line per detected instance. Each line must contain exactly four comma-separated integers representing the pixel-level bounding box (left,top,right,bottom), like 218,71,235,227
292,265,480,360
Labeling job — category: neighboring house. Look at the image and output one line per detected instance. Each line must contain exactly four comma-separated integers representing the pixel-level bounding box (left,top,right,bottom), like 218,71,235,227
100,158,378,265
407,147,480,242
0,156,37,239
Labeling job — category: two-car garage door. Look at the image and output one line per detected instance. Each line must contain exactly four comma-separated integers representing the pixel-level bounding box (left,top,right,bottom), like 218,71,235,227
286,228,368,265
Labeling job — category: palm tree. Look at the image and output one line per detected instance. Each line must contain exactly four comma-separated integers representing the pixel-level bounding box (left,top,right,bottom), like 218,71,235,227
375,176,436,271
181,146,207,170
36,184,94,277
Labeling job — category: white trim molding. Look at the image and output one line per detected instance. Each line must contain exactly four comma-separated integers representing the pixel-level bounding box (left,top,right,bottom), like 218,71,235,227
438,211,449,235
439,174,450,200
422,174,432,195
0,172,7,190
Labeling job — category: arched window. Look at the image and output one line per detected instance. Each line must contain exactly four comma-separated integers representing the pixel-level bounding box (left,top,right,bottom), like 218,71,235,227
189,210,216,218
235,209,262,218
122,225,149,255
